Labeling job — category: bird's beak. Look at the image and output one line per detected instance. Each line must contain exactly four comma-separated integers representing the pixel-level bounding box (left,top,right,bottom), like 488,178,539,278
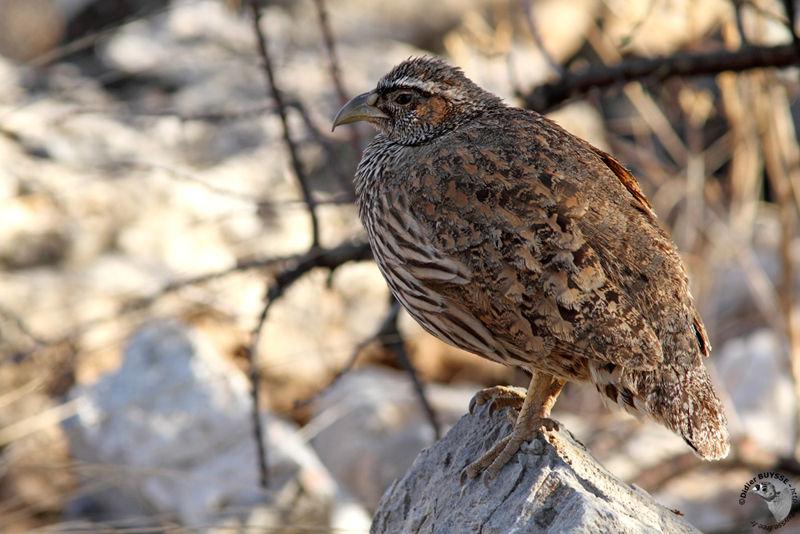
332,91,388,131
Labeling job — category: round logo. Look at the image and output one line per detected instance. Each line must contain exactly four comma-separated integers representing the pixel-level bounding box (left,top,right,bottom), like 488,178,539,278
738,472,799,530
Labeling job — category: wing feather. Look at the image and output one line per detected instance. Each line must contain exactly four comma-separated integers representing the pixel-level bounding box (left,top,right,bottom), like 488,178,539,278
401,133,665,371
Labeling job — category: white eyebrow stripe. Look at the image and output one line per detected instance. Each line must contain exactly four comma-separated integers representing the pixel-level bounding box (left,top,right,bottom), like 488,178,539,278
380,77,467,103
382,77,437,92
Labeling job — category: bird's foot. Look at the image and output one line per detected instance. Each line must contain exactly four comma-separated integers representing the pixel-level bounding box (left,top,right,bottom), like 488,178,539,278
462,416,560,482
468,385,528,415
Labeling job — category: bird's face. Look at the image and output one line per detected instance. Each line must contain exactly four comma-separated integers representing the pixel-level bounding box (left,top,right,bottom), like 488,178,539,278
752,483,777,500
333,57,502,145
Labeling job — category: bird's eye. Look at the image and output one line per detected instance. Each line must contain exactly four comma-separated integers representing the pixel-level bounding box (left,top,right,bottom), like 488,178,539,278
394,92,413,105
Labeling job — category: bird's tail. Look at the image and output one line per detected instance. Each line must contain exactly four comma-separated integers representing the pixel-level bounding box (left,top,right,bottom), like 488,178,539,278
590,361,730,459
641,364,730,460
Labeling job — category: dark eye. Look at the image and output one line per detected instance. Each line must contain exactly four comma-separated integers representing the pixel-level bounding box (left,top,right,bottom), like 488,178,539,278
394,92,413,105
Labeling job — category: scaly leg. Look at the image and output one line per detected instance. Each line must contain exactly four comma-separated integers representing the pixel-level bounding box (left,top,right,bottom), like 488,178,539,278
464,371,565,480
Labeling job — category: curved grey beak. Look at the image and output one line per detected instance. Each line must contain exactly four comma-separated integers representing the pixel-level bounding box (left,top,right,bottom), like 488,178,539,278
332,91,388,131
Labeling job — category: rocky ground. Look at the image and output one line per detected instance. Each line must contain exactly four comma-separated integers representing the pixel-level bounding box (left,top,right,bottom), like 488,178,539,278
0,0,798,532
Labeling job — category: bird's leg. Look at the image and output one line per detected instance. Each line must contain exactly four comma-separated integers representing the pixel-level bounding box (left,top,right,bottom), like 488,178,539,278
464,372,565,480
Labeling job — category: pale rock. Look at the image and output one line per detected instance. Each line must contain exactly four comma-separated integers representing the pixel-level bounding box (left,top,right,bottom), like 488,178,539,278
308,367,478,511
372,393,701,533
715,329,796,456
740,0,797,46
63,320,365,529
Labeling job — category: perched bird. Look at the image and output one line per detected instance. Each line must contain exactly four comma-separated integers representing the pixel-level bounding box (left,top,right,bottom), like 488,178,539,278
751,482,793,523
333,57,729,479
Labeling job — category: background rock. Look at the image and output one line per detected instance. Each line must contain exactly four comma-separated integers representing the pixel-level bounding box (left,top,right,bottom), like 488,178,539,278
309,367,478,511
63,320,370,531
715,329,796,456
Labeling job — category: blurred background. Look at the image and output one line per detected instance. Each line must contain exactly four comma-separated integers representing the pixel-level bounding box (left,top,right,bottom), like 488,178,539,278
0,0,798,532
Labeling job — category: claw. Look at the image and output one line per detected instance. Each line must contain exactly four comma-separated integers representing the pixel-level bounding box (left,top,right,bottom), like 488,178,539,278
464,375,565,481
541,418,559,432
469,385,526,416
464,417,561,481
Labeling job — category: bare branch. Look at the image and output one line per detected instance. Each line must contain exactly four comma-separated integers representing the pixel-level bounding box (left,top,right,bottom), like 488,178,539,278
522,43,800,113
244,239,372,487
27,3,174,68
66,103,276,124
314,0,350,109
1,246,361,366
117,253,304,316
247,0,321,247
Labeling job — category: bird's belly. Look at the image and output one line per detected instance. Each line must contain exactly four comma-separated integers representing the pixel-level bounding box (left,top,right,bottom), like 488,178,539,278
362,197,590,378
375,256,508,364
373,250,589,379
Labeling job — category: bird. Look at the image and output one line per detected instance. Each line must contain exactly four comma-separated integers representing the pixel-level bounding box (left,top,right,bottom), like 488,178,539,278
332,56,729,479
751,482,793,523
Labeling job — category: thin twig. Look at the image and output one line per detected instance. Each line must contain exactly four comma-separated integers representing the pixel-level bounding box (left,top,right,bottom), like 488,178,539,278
522,43,800,112
757,75,800,457
294,296,442,444
781,0,800,45
731,0,750,44
244,239,372,487
64,103,275,123
26,2,175,68
122,160,351,209
381,297,442,440
65,98,352,190
313,0,360,197
247,0,321,247
314,0,348,108
293,306,405,410
1,246,367,366
0,303,48,347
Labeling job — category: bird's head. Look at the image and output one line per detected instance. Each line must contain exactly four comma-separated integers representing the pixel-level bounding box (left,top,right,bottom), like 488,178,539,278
333,56,502,145
751,482,777,501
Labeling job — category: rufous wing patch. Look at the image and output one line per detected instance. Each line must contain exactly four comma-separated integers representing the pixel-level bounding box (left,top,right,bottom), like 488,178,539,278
591,146,656,218
692,313,711,357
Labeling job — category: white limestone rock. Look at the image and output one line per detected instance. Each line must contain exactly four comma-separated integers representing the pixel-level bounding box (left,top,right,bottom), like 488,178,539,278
63,320,369,531
371,393,700,533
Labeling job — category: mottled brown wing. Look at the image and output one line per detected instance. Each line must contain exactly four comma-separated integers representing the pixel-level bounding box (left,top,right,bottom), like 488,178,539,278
401,132,664,371
586,142,712,360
